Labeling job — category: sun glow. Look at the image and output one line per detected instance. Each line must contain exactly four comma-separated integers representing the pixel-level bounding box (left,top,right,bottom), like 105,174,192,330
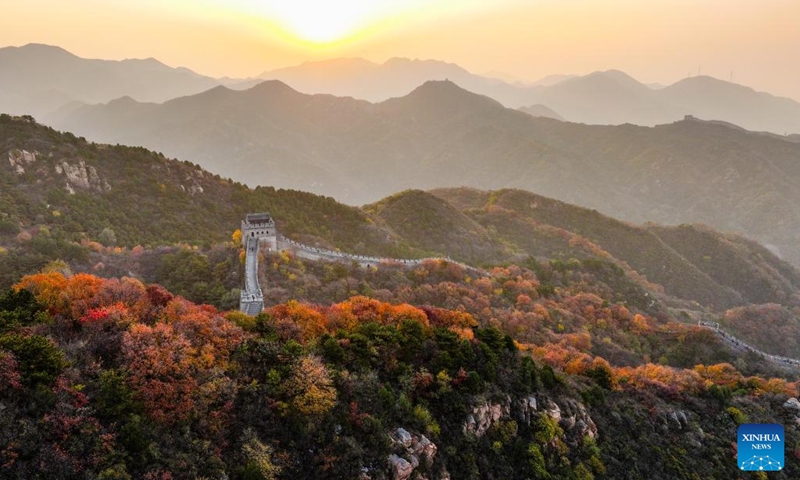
228,0,440,45
269,0,381,43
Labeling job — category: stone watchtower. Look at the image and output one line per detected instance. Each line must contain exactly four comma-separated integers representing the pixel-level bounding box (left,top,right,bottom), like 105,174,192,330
241,213,277,251
239,213,277,315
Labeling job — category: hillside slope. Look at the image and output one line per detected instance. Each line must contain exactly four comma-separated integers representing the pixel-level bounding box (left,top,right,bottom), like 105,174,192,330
0,115,419,287
431,188,800,310
365,190,515,265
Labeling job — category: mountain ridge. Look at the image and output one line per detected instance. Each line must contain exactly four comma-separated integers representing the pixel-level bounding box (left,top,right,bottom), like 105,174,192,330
4,43,800,133
0,43,222,118
44,79,800,269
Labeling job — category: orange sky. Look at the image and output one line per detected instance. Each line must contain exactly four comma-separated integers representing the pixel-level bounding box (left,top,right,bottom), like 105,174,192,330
3,0,800,99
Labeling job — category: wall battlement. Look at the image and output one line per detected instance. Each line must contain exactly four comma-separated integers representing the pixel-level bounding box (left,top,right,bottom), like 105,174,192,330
697,320,800,368
239,212,275,314
238,213,483,314
238,214,800,372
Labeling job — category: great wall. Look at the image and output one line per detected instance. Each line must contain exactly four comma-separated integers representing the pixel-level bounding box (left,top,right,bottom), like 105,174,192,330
238,212,481,315
238,213,800,369
696,320,800,368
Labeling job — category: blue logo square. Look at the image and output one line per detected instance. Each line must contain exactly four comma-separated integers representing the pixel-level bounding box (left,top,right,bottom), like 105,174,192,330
738,423,784,471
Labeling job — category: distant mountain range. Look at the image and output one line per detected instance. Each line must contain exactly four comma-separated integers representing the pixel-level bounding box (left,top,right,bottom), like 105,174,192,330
3,44,800,134
0,43,221,118
260,58,800,134
46,79,800,268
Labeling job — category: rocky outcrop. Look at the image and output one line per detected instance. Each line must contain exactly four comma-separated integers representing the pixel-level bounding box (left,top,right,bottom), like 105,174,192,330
388,454,413,480
658,409,690,432
465,394,598,446
387,428,440,480
655,409,707,447
7,149,36,174
516,395,538,425
557,398,598,440
783,397,800,412
539,397,562,422
392,427,413,448
55,159,111,194
180,172,205,195
463,398,511,436
411,434,437,468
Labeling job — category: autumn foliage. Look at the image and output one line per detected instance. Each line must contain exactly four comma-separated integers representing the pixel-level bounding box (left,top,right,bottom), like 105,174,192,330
1,271,798,479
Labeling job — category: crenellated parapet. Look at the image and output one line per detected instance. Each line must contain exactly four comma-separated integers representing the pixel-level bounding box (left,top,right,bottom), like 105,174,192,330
241,212,277,251
238,212,483,314
239,212,276,314
277,235,483,274
697,320,800,367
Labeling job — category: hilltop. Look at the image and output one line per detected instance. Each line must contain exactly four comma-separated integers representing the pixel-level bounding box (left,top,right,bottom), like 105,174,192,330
429,187,800,310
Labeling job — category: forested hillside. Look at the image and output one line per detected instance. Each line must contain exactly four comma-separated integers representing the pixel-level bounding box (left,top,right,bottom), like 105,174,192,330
0,115,419,288
2,271,798,479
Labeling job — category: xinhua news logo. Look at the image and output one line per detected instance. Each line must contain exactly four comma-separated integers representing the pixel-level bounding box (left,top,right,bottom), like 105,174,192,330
738,423,784,471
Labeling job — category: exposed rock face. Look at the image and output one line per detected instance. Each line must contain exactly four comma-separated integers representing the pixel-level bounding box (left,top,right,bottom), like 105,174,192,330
463,398,510,436
410,434,437,468
388,428,440,480
388,454,413,480
184,171,205,195
465,394,598,446
558,398,598,440
784,397,800,412
56,159,111,194
516,395,538,425
392,427,413,448
654,408,706,447
540,397,562,422
8,149,36,174
658,409,690,432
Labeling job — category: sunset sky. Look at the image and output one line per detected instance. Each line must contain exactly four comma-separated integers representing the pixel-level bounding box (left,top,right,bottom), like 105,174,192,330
3,0,800,99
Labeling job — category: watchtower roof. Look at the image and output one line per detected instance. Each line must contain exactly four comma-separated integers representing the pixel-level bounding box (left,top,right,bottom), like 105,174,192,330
245,213,273,224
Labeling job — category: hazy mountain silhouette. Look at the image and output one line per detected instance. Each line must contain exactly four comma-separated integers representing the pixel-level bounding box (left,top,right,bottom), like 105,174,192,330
657,75,800,134
0,43,220,118
528,70,676,125
518,104,564,121
260,57,548,107
5,44,800,133
261,57,800,134
48,80,800,267
529,74,578,87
